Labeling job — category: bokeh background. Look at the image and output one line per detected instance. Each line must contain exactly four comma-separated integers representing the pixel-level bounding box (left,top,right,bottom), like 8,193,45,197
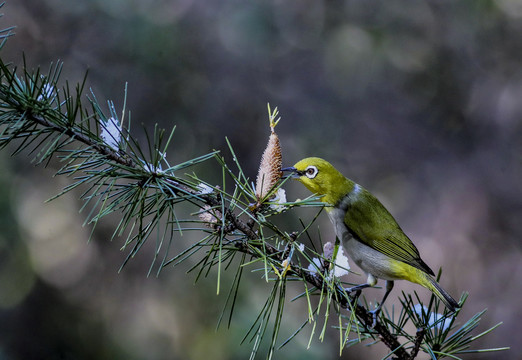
1,0,521,359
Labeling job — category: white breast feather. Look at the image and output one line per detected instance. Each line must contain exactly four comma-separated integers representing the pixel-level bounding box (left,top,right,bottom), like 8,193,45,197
327,185,399,281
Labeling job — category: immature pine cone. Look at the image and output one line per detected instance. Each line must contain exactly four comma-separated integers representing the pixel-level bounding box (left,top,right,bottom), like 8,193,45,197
255,126,282,201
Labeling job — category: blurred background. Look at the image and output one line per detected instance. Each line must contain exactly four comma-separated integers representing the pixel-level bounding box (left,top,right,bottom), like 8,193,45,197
1,0,521,359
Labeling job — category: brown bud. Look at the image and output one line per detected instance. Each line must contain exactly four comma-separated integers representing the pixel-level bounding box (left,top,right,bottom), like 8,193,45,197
198,205,222,228
323,242,334,259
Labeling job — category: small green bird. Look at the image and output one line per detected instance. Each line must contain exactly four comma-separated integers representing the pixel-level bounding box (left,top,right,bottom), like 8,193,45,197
283,157,459,317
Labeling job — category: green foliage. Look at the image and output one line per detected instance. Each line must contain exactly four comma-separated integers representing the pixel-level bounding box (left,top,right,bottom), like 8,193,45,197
0,11,509,360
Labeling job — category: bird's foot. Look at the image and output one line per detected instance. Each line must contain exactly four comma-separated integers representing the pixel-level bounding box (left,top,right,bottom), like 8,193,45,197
336,286,361,305
346,288,362,297
369,307,382,328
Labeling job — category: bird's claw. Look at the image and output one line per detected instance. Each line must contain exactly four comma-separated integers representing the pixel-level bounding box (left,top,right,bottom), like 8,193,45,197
336,286,362,308
369,307,381,328
344,287,362,297
344,287,362,303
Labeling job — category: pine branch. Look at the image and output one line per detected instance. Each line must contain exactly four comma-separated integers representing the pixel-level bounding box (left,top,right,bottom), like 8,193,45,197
0,69,451,358
0,17,508,359
409,328,426,360
27,110,135,168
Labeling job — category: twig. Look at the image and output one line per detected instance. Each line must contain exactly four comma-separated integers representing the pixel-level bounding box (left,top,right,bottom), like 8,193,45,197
408,328,426,360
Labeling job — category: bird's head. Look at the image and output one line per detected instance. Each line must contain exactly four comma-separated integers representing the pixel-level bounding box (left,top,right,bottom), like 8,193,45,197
282,157,354,205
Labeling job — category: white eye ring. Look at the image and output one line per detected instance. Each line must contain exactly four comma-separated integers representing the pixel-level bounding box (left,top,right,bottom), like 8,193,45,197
304,165,318,179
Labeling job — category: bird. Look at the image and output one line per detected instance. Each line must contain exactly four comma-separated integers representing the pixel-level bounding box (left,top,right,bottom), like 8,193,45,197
282,157,459,319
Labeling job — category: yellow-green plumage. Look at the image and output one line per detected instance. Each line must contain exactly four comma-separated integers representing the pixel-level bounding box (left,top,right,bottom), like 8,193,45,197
287,157,458,312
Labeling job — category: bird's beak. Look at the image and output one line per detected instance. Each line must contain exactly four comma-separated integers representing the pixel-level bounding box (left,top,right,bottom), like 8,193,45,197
281,166,300,179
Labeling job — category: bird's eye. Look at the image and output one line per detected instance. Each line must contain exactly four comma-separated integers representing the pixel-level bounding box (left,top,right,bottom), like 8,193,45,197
305,165,318,179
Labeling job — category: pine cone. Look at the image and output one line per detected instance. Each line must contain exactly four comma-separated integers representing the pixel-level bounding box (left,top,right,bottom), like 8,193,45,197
255,127,282,201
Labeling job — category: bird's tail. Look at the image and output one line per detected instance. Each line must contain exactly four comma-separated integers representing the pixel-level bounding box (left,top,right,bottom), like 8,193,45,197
421,273,459,312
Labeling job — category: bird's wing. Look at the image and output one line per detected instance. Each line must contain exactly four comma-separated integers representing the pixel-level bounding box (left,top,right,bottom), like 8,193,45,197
343,190,434,276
